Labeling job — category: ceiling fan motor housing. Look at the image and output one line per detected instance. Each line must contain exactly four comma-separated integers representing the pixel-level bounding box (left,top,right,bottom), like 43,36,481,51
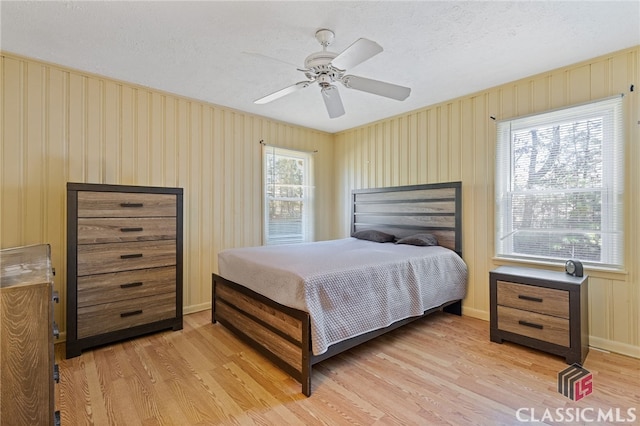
304,51,337,69
304,52,343,82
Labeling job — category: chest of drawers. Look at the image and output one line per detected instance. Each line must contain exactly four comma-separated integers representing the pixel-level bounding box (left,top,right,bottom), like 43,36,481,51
1,244,60,425
66,183,183,358
490,266,589,365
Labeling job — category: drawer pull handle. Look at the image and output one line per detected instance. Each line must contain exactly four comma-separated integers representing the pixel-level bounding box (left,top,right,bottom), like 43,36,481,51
518,295,543,303
120,281,143,289
120,253,143,259
120,227,143,232
120,202,144,208
518,320,543,330
120,310,143,318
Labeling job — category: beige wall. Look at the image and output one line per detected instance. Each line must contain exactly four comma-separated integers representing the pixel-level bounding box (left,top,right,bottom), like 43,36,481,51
2,47,638,358
334,46,639,358
0,52,335,339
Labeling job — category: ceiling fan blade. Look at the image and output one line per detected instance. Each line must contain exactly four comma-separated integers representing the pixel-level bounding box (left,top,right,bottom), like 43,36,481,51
331,38,383,70
321,85,345,118
342,75,411,101
254,81,311,104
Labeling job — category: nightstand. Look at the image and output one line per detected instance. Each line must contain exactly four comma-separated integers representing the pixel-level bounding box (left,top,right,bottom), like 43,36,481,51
490,266,589,365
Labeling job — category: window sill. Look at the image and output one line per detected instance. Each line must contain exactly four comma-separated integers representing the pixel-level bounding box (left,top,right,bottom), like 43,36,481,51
491,257,628,281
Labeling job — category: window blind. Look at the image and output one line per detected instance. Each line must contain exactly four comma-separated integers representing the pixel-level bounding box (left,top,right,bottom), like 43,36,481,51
495,95,624,269
263,145,314,245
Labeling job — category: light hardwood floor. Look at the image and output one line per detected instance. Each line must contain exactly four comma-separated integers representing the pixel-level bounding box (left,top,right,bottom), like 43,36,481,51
55,310,639,425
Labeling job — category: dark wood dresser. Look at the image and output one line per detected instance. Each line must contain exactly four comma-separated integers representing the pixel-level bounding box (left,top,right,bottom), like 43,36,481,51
1,244,60,425
490,265,589,365
66,183,183,358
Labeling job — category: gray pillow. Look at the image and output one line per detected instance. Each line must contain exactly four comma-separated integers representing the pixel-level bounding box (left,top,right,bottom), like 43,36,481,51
352,229,395,243
395,233,438,246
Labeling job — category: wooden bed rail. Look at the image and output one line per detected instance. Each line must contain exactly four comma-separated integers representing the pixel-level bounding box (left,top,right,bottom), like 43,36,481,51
212,273,313,395
212,273,462,396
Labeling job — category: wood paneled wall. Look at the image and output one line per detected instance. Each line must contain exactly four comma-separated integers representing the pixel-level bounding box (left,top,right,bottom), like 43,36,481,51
2,47,638,358
334,46,639,358
0,52,334,338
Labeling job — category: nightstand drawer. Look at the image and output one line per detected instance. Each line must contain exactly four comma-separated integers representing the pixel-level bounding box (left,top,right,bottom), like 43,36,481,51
497,305,569,347
77,292,176,338
77,240,176,276
77,191,177,218
77,266,176,307
497,281,569,318
77,217,176,244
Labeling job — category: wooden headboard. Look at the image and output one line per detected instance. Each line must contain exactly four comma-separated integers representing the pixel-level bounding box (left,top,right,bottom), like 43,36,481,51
351,181,462,256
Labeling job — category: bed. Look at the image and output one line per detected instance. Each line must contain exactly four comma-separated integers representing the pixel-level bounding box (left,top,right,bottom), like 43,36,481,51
211,181,466,396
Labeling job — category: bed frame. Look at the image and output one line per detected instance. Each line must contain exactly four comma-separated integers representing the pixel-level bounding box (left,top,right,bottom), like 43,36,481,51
212,181,463,396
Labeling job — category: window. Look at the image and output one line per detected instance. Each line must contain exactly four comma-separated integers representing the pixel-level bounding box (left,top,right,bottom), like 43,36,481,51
495,95,624,269
263,145,314,245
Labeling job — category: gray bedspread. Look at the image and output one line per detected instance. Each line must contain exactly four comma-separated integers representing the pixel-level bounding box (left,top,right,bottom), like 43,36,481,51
218,238,468,355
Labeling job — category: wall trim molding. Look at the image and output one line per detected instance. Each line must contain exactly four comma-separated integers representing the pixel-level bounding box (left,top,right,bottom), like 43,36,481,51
461,307,489,322
590,336,640,359
184,302,212,315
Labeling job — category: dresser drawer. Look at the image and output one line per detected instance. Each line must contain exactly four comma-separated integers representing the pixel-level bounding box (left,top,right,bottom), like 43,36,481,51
77,240,176,276
497,281,569,318
77,266,176,307
77,292,176,339
77,192,177,218
77,217,176,244
497,305,569,347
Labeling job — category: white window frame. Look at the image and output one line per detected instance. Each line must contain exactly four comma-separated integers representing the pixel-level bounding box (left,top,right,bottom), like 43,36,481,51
263,145,314,245
495,95,624,269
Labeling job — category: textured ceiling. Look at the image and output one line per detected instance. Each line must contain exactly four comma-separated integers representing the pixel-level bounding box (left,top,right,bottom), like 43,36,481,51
2,1,639,133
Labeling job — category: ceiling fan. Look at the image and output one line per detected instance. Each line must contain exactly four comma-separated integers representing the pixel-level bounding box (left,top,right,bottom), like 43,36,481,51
254,29,411,119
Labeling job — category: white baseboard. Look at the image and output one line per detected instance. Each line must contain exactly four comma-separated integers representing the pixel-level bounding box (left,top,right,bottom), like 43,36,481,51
461,307,490,321
184,302,211,315
589,336,640,359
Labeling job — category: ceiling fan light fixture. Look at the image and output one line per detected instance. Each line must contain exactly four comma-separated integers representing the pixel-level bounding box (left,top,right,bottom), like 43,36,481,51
317,74,332,85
